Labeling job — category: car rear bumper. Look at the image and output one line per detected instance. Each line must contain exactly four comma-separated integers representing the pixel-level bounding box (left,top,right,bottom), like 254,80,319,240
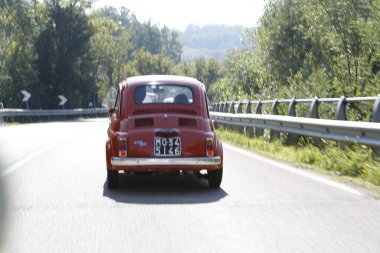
111,156,221,167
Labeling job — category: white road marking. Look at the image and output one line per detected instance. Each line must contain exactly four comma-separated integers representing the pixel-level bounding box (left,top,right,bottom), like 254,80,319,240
223,142,363,196
1,140,66,178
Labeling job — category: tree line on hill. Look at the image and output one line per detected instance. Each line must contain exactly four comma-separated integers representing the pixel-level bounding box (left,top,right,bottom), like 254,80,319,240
216,0,380,103
0,0,182,108
210,0,380,120
1,0,379,114
180,24,243,61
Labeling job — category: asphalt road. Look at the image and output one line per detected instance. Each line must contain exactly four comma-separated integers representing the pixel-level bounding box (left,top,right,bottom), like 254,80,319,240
0,119,379,252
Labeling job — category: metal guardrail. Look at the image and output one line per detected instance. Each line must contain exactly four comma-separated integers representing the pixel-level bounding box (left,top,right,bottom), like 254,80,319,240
210,95,380,146
0,108,108,122
210,112,380,147
212,95,380,121
2,95,380,146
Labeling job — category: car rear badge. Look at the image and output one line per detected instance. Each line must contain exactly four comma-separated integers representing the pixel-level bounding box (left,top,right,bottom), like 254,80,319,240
133,140,147,147
164,113,168,119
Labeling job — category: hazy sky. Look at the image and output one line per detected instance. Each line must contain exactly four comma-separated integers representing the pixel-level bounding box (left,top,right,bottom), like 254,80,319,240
92,0,266,30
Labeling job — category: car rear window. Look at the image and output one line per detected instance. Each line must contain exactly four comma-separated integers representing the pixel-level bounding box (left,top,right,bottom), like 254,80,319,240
134,84,194,104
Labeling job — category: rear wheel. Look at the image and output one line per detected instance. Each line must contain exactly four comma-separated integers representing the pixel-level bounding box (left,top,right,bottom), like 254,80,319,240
207,168,223,188
107,169,118,189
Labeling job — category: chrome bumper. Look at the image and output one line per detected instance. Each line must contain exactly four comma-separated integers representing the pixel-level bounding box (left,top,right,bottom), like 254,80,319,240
111,156,221,166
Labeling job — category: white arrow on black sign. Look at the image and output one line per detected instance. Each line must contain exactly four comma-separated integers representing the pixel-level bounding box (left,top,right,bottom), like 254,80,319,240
58,95,67,106
21,90,31,102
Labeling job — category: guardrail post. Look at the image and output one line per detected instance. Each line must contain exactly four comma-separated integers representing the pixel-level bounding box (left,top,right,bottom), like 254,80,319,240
371,94,380,123
271,99,279,115
218,102,222,112
246,101,252,114
310,97,319,118
287,98,298,144
221,102,228,129
370,95,380,155
237,102,243,113
246,101,254,137
213,103,219,129
229,102,235,114
223,102,228,113
0,109,4,123
270,99,280,141
288,98,296,117
336,96,347,120
229,102,237,131
310,97,320,145
255,101,262,114
237,102,244,133
255,101,264,137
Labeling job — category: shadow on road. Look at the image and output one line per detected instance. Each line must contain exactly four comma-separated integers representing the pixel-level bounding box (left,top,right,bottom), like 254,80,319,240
102,173,228,204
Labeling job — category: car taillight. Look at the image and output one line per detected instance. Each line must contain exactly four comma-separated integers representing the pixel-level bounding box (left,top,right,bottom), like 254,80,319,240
118,137,127,157
206,137,214,157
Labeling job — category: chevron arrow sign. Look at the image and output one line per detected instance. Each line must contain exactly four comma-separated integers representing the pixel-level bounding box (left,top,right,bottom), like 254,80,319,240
21,90,31,102
58,95,67,106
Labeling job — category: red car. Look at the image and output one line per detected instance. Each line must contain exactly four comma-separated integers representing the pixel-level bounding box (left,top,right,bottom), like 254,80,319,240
106,75,223,189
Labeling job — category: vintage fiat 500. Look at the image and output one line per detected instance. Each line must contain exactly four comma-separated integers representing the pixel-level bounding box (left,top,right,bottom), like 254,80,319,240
105,75,223,189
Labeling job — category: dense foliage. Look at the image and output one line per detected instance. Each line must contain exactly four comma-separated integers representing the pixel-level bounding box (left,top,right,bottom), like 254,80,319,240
0,0,182,108
211,0,380,102
1,0,380,110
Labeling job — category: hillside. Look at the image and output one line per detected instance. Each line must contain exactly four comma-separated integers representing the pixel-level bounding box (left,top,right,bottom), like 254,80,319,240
180,24,244,61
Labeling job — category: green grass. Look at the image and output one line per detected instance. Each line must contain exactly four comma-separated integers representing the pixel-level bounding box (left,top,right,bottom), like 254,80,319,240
0,122,19,126
216,127,380,196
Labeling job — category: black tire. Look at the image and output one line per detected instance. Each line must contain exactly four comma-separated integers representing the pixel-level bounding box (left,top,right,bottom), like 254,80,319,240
207,168,223,188
107,169,118,189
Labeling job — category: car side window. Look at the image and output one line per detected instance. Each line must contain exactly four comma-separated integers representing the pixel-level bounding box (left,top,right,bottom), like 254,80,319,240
206,94,213,111
114,90,120,115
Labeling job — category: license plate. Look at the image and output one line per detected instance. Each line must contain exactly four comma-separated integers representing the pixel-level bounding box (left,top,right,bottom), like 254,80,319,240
154,137,181,156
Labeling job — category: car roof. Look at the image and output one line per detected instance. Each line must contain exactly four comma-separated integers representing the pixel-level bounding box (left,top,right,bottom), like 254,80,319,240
121,75,204,89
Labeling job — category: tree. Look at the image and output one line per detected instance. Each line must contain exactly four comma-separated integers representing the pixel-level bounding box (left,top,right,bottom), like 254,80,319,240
98,7,182,63
353,0,380,93
34,0,95,108
237,0,380,101
255,0,313,89
172,61,195,77
131,48,174,75
90,13,133,89
316,0,375,97
160,26,182,63
0,0,38,108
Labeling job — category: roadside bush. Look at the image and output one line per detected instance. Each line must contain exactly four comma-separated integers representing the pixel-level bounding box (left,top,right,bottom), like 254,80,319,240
366,164,380,186
296,146,321,165
216,127,380,187
321,144,370,177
